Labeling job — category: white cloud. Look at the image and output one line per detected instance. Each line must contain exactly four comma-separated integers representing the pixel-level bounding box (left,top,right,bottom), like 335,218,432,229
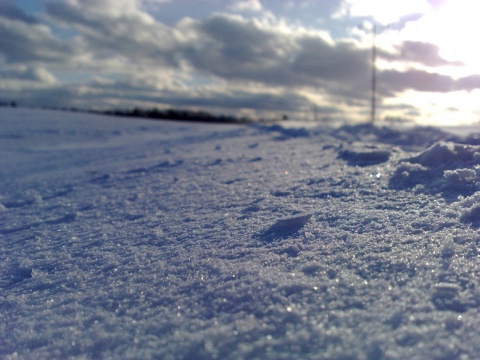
1,65,56,84
229,0,263,12
27,67,57,84
141,0,170,4
336,0,430,25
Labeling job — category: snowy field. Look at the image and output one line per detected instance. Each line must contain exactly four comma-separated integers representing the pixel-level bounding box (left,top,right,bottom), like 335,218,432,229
1,107,479,359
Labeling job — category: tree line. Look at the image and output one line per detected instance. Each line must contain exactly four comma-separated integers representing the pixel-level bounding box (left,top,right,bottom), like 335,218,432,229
102,107,255,124
0,101,287,124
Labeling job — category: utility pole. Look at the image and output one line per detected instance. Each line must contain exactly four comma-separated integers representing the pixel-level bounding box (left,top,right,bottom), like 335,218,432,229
370,24,377,124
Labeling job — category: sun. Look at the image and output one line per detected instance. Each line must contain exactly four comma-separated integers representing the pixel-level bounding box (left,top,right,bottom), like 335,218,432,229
402,0,480,73
352,0,480,74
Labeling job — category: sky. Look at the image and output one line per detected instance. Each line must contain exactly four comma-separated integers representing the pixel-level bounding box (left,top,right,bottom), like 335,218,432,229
1,0,480,125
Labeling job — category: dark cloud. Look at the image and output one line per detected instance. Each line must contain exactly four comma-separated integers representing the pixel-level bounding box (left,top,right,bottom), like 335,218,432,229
388,13,424,31
293,36,369,83
456,75,480,92
184,14,293,82
379,69,454,94
291,35,370,100
379,69,480,95
383,41,463,67
0,17,74,64
183,13,371,98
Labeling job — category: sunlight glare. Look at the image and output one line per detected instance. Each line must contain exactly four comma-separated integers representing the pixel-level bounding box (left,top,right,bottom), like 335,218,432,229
403,0,480,72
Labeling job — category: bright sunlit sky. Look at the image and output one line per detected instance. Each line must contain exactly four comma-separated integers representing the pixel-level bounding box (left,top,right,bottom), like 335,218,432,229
2,0,480,125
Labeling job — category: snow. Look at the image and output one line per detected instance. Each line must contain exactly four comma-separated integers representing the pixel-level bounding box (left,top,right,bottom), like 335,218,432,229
1,107,479,359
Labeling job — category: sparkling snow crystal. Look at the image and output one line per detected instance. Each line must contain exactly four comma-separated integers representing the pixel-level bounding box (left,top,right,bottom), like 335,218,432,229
1,108,479,360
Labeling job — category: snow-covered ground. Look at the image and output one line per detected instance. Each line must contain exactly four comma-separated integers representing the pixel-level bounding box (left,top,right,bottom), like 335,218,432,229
1,108,479,359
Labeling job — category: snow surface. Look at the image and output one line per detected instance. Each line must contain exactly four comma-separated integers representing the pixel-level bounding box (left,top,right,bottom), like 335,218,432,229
1,107,479,359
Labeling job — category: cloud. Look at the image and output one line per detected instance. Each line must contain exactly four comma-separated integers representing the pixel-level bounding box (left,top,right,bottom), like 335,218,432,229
42,1,370,93
181,14,297,83
336,0,430,25
382,41,464,67
180,13,371,97
229,0,263,12
379,69,454,94
381,103,422,117
292,35,370,88
0,15,75,64
2,66,57,84
0,1,39,24
26,67,57,84
45,0,182,70
379,69,480,95
426,0,447,9
388,13,424,30
456,75,480,92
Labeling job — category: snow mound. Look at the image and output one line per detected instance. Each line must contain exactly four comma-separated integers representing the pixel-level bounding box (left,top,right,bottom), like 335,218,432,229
333,124,456,150
339,143,391,166
391,141,480,198
407,142,480,168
